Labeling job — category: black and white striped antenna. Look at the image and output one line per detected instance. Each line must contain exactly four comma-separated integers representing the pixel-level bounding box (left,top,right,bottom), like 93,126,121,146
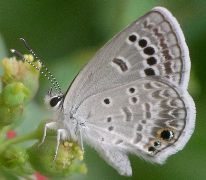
10,38,63,95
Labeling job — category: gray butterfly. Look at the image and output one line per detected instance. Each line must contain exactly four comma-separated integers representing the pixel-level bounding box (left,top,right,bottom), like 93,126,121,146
15,6,196,176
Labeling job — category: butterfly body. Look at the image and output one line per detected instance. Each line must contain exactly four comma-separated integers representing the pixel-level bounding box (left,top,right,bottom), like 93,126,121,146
43,7,195,176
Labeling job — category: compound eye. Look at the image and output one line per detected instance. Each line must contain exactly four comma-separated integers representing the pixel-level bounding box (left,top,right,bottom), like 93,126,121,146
50,96,62,107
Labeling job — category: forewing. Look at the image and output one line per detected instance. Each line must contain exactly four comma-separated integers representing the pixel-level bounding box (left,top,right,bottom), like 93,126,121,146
77,78,195,164
64,7,190,111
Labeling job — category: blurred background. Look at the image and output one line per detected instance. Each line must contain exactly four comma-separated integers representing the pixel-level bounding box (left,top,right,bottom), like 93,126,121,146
0,0,205,179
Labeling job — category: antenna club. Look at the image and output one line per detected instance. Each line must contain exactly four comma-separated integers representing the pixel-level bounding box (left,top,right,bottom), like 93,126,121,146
19,37,26,42
10,49,16,53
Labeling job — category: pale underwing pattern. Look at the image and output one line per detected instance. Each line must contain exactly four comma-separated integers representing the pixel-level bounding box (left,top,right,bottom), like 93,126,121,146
42,7,195,176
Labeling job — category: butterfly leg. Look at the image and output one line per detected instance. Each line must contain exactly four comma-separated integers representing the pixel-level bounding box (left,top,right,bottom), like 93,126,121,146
79,128,84,152
76,121,85,152
72,115,85,152
39,122,58,147
54,129,68,160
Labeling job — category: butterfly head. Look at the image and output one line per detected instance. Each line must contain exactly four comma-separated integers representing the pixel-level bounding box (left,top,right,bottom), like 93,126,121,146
44,88,64,111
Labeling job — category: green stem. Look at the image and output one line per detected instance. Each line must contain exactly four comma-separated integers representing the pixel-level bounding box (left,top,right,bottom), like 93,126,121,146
0,130,39,154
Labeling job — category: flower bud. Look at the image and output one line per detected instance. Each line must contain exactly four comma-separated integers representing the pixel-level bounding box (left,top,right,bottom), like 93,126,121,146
2,82,30,107
27,136,87,177
0,145,33,175
0,106,22,126
0,55,41,127
1,55,41,98
0,146,28,168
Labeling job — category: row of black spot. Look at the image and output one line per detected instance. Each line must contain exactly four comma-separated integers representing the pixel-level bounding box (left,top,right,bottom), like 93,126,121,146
148,129,174,153
128,34,156,56
102,86,138,131
103,87,137,106
128,34,158,76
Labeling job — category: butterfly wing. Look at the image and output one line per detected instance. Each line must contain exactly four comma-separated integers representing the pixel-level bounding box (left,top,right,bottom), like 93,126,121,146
62,7,195,175
64,6,190,112
91,143,132,176
76,78,195,164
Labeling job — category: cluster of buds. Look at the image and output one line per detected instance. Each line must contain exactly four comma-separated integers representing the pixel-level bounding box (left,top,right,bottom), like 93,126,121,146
0,53,87,178
0,55,40,126
28,136,87,177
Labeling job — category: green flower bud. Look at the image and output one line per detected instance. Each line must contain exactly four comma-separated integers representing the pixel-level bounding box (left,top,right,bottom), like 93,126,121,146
1,55,41,98
0,106,23,126
0,54,41,127
27,136,87,177
0,145,33,175
0,146,28,168
2,82,30,107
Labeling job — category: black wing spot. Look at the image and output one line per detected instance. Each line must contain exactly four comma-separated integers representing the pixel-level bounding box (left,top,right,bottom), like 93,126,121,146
138,39,147,48
131,97,138,103
144,47,155,55
154,141,161,147
128,34,137,42
148,146,156,152
104,98,110,105
129,87,135,93
144,68,155,76
108,126,114,131
107,117,112,122
147,57,157,66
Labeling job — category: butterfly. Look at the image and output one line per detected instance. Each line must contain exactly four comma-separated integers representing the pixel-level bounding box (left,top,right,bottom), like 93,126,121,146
12,6,196,176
